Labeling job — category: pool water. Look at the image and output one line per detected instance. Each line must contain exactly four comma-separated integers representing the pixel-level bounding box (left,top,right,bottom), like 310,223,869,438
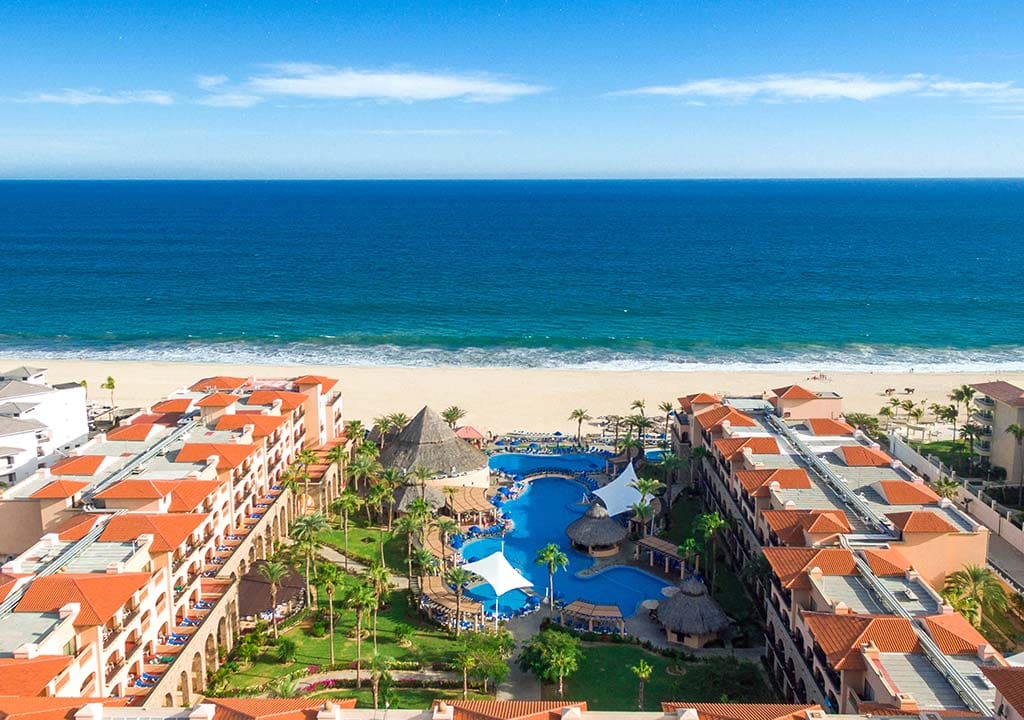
488,452,608,475
645,449,666,462
463,476,671,616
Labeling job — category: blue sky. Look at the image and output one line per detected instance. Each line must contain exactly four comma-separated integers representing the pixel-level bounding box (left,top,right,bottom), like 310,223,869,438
2,0,1023,178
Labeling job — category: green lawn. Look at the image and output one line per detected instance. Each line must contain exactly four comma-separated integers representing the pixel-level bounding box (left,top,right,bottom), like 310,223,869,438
311,688,492,708
664,495,701,545
225,590,461,690
552,644,776,710
911,440,972,474
320,518,409,571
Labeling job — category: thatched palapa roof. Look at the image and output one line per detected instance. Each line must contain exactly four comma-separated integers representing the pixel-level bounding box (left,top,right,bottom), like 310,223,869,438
656,578,731,636
393,484,446,513
566,501,629,547
380,406,488,475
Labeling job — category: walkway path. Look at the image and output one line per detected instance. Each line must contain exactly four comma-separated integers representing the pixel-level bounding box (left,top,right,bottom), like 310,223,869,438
317,545,410,590
988,533,1024,592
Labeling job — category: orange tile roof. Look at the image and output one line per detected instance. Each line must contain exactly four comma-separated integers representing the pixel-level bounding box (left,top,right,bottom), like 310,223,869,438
190,376,249,392
439,701,587,720
17,573,150,627
216,413,287,438
923,613,994,655
714,436,780,461
104,423,160,442
209,698,356,720
762,547,858,589
197,392,239,408
292,374,339,392
167,480,223,512
245,390,307,411
806,418,855,436
801,510,852,535
861,547,913,576
0,656,73,696
694,405,758,432
874,480,940,505
52,513,103,541
737,468,812,497
981,666,1024,716
455,425,486,440
49,455,106,476
773,385,819,400
836,445,892,467
28,479,89,500
661,704,818,720
93,478,177,500
677,392,721,413
0,696,129,720
887,510,958,534
174,442,258,470
151,397,194,414
801,612,920,670
100,513,208,553
0,573,22,604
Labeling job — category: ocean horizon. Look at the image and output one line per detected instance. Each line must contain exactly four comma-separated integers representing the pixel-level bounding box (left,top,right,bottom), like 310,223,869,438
2,179,1023,373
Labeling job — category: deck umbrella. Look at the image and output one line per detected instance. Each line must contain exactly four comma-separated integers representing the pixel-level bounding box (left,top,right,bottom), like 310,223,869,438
461,550,532,629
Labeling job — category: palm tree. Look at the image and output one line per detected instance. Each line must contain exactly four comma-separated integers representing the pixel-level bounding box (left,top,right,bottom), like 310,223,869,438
365,562,392,651
658,452,682,488
1008,423,1024,504
630,477,665,535
949,385,975,425
605,414,622,449
960,423,982,469
568,408,591,446
290,513,328,606
632,501,654,538
631,399,646,418
320,563,342,665
535,543,569,609
435,517,459,572
878,405,894,432
441,406,468,429
395,511,427,585
658,400,675,442
688,446,709,485
908,406,925,439
445,566,474,636
344,419,366,456
349,454,381,494
280,466,301,515
379,467,402,529
388,412,410,430
369,652,394,710
373,415,394,450
100,375,116,409
631,659,653,710
367,483,391,564
345,580,376,688
943,564,1007,628
330,490,362,571
630,414,655,441
326,443,347,492
412,547,439,578
411,465,433,500
258,560,287,638
696,511,727,591
678,537,701,576
617,434,644,463
933,476,961,500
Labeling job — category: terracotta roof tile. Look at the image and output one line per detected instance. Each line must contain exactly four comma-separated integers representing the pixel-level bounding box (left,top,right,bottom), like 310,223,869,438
52,513,103,541
661,704,818,720
216,413,287,438
874,480,940,506
439,701,587,720
292,375,339,392
0,696,129,720
190,376,249,392
245,390,307,411
93,478,177,501
923,613,994,655
49,455,106,476
762,547,857,588
29,479,89,500
17,573,150,627
981,666,1024,716
801,612,920,670
105,423,161,442
693,404,757,432
455,426,485,440
167,480,223,512
174,442,258,470
714,436,780,461
773,385,819,400
971,381,1024,408
836,445,892,467
100,513,208,553
0,573,22,603
197,392,239,408
0,656,73,696
806,418,855,436
678,393,721,413
887,510,958,534
209,698,355,720
737,468,812,497
151,397,194,414
861,547,913,576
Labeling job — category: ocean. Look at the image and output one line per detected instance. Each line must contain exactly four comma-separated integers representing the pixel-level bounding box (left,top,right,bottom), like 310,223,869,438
1,179,1022,372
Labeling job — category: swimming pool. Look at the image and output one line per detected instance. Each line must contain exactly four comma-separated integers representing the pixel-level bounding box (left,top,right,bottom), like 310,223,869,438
645,449,666,462
488,452,608,475
463,476,671,616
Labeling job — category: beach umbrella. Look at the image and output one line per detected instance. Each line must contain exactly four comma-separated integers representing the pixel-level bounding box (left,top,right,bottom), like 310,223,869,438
661,586,681,597
461,550,533,630
495,440,505,446
641,598,660,610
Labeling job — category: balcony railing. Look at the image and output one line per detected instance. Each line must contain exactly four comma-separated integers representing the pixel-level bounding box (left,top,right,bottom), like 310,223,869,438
975,396,995,407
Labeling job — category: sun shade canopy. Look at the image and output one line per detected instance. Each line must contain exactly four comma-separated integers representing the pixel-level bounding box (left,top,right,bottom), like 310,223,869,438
593,462,647,516
461,550,533,597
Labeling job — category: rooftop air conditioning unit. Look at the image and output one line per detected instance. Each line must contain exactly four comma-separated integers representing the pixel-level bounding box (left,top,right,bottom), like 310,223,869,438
903,589,918,601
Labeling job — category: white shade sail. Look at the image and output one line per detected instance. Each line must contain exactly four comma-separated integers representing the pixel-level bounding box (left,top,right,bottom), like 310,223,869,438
461,550,533,597
593,462,647,517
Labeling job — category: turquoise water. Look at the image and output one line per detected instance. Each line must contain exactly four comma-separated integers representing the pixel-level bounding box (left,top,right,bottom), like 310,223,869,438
462,476,671,616
488,452,608,476
2,180,1024,371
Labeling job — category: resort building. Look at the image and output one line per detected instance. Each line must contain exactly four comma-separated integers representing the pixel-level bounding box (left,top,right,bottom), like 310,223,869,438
970,381,1024,483
0,374,346,707
0,366,89,485
671,384,1003,715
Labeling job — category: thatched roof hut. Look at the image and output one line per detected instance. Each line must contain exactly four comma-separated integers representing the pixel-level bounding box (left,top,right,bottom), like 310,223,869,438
566,501,628,556
238,560,305,618
380,406,488,476
655,578,731,648
393,484,445,514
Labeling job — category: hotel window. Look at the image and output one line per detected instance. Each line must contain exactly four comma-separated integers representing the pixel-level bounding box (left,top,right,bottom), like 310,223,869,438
63,638,77,656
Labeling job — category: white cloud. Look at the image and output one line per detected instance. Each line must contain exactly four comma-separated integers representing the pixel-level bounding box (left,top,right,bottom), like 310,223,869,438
615,72,1024,106
196,93,263,108
196,74,230,89
21,89,174,105
247,64,547,103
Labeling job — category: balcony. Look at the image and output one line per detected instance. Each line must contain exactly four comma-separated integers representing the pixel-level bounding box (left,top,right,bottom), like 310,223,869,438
105,659,124,683
973,409,994,422
977,442,991,455
975,396,995,407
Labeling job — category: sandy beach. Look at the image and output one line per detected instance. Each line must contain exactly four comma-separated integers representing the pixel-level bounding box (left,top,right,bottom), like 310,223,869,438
8,357,1024,436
